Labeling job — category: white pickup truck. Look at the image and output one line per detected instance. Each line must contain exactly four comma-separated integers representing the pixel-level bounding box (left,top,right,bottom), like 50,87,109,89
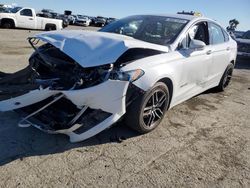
0,7,63,30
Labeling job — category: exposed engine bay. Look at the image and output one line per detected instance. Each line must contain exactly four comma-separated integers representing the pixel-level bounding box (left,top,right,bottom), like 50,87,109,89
0,43,115,102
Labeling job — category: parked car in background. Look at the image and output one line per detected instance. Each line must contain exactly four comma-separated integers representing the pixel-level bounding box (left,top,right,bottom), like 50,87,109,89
40,9,55,18
105,17,116,25
234,31,245,38
0,7,7,13
68,15,76,25
56,14,69,28
89,16,96,26
75,15,91,26
0,7,63,30
95,16,107,27
0,14,237,142
0,5,7,13
37,10,69,28
236,30,250,58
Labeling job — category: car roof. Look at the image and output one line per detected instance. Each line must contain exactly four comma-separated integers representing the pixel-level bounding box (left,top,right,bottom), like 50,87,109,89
134,13,199,21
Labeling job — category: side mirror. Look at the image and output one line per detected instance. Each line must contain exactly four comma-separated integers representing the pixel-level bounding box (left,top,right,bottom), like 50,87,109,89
189,39,206,50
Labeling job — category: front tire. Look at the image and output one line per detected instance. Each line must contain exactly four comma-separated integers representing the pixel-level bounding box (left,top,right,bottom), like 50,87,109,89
216,63,234,91
125,82,170,133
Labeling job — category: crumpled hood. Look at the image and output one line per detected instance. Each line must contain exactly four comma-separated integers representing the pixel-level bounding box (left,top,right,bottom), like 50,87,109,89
35,30,169,68
236,38,250,44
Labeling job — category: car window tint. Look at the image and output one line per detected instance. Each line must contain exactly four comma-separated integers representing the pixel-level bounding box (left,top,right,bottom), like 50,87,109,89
20,9,33,17
210,23,225,44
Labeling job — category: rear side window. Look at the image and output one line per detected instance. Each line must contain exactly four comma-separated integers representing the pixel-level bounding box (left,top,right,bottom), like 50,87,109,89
20,9,33,17
209,23,225,45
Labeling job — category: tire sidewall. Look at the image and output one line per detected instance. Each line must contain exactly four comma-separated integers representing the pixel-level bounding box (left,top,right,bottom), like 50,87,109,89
219,63,234,91
138,82,170,132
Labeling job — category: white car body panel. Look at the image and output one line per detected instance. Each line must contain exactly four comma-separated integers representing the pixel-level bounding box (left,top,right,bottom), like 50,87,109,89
0,80,129,114
0,88,57,111
63,80,129,114
0,14,237,142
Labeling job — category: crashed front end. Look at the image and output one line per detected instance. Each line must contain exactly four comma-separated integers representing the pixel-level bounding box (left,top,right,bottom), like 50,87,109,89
0,30,167,142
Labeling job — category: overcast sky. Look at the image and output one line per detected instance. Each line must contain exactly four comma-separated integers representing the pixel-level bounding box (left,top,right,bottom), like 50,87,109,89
2,0,250,31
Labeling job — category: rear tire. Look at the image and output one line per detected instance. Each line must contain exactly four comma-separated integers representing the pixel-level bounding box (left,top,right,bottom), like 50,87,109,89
125,82,170,133
1,20,14,29
45,24,56,31
216,63,234,91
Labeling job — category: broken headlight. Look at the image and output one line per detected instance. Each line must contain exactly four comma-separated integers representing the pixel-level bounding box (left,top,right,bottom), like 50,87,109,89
109,69,144,82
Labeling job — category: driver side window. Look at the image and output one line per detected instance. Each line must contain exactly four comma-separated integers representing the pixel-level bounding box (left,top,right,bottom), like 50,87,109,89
180,22,209,49
20,9,33,17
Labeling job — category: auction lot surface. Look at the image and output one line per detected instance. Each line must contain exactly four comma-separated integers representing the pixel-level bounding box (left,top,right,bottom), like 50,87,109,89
0,26,250,187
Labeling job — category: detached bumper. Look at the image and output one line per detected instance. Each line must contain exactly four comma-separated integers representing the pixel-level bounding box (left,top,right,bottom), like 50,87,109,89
19,106,124,143
0,80,130,142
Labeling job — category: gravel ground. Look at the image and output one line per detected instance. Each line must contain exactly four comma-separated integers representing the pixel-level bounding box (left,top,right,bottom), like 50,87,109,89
0,26,250,188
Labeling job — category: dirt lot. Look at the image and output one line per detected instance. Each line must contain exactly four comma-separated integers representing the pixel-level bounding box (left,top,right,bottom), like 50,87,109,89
0,26,250,188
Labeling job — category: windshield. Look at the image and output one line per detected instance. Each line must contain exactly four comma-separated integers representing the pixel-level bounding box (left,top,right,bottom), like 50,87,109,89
242,31,250,39
100,15,189,45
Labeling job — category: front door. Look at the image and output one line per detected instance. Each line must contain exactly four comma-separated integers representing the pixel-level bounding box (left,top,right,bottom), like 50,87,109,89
176,21,213,102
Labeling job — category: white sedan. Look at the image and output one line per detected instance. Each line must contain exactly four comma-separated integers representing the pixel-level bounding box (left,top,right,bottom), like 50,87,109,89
0,14,237,142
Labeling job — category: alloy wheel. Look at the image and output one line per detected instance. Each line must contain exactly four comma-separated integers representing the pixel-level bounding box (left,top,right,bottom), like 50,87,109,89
142,89,168,127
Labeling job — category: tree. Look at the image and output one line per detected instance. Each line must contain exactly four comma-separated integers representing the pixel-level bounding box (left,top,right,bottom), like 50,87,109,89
226,19,239,31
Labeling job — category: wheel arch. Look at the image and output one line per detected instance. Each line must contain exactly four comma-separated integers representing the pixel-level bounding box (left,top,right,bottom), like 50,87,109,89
157,77,174,109
45,23,57,31
1,18,15,28
230,59,235,66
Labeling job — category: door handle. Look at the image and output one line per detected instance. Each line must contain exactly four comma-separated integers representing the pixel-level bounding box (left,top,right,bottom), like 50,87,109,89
226,47,230,51
206,50,212,55
29,18,34,20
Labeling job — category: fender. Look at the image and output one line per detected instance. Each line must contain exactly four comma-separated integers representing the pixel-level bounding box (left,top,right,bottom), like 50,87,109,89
0,16,17,27
120,52,185,108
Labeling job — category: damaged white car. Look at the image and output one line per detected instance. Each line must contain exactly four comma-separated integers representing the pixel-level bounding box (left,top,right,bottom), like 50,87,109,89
0,14,237,142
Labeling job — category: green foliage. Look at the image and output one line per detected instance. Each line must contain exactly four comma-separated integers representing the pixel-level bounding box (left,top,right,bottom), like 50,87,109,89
227,19,240,31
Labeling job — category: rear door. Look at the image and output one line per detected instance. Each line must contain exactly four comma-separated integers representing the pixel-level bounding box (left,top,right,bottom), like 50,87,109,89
207,22,231,84
16,8,35,29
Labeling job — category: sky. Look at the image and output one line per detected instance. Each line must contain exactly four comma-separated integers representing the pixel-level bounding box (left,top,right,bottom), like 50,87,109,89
2,0,250,31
